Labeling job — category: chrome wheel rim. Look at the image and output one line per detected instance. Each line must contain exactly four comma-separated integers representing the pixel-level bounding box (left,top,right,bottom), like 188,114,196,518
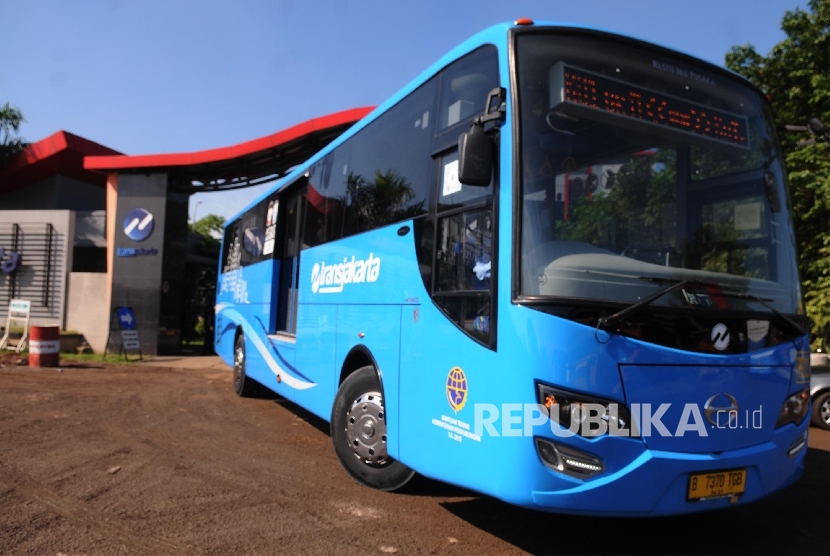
234,342,244,387
345,391,388,466
821,398,830,425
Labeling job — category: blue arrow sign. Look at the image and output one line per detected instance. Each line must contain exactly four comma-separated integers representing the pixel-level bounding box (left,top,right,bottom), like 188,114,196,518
117,307,136,330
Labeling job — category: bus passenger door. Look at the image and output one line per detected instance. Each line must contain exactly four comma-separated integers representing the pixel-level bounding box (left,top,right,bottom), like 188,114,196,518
276,186,305,336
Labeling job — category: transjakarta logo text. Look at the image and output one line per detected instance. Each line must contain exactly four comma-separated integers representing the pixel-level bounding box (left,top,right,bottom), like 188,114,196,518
311,253,381,294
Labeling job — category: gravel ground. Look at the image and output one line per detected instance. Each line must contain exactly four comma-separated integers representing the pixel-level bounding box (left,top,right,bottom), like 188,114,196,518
0,359,828,555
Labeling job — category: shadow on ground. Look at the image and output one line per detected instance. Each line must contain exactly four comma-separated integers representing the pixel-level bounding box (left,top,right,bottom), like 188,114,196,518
437,447,829,555
246,375,829,555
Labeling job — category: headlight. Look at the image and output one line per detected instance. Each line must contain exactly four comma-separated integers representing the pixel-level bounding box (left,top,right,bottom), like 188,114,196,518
776,388,809,427
536,383,637,437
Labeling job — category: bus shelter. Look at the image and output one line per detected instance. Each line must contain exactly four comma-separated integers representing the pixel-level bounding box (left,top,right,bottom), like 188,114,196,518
83,107,372,355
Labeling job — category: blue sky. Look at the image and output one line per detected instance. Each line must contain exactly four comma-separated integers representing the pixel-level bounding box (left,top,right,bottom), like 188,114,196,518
3,0,805,222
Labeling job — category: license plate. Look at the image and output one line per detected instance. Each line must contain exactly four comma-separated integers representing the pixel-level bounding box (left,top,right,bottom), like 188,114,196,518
687,469,746,501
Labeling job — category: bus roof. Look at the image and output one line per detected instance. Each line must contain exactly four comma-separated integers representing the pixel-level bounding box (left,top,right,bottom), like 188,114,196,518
228,20,761,224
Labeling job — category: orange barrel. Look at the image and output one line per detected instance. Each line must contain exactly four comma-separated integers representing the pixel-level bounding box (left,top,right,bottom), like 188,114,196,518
29,326,60,367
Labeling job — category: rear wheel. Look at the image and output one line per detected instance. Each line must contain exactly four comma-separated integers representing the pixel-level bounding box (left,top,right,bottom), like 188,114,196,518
233,333,256,397
331,366,414,491
812,391,830,430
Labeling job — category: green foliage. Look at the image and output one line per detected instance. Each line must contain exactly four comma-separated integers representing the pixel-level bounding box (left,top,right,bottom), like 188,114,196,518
0,102,27,168
189,213,224,255
188,214,225,340
190,213,225,239
726,0,830,347
194,316,205,338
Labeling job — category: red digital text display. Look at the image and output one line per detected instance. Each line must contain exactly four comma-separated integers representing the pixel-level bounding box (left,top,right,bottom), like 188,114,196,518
559,65,749,148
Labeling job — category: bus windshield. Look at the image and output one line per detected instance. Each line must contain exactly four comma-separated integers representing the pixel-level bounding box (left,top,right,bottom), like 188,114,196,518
516,32,803,314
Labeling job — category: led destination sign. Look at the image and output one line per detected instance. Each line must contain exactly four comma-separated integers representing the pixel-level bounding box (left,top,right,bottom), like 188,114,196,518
549,62,749,149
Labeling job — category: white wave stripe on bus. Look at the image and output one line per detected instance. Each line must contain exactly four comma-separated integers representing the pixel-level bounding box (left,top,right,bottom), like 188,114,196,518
217,306,316,391
246,331,316,390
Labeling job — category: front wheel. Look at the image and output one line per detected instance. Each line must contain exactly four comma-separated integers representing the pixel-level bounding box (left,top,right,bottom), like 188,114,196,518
812,391,830,430
331,366,414,491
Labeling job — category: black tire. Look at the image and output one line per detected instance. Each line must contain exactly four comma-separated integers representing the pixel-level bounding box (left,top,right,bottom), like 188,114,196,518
331,366,415,491
812,391,830,430
233,333,256,397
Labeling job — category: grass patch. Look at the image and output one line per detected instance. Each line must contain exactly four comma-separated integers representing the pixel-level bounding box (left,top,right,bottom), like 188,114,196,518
59,352,141,364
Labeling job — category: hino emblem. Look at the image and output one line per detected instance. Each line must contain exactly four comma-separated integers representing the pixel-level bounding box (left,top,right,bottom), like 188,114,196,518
704,393,739,426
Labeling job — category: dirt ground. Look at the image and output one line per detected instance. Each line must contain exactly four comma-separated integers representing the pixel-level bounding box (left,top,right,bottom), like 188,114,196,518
1,355,828,556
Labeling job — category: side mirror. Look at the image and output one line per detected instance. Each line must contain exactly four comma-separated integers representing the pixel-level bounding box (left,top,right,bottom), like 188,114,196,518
808,117,826,137
458,124,493,186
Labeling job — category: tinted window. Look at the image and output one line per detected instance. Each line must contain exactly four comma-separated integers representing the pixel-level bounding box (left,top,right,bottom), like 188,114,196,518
305,148,350,247
429,46,500,349
438,46,499,132
433,295,491,345
221,192,278,271
345,77,437,233
436,209,493,292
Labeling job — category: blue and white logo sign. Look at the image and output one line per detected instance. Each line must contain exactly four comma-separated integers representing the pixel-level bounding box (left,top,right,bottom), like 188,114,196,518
123,208,154,242
117,306,136,330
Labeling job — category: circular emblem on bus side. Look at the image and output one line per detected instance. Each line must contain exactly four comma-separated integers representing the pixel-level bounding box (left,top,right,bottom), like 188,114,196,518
123,208,154,242
711,323,730,351
446,366,468,413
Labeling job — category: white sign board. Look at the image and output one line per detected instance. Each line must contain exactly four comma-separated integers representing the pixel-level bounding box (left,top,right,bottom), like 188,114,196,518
121,330,141,351
9,299,31,318
1,299,31,353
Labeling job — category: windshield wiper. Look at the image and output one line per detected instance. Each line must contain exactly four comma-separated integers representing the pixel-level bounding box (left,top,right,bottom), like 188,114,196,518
597,279,694,331
708,289,807,337
596,279,808,338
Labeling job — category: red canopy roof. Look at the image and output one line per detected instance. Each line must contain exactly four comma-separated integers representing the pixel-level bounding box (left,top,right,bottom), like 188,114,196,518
84,107,373,191
0,131,122,195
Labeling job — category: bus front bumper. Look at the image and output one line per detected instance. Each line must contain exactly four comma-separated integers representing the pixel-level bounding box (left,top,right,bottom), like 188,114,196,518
528,422,808,516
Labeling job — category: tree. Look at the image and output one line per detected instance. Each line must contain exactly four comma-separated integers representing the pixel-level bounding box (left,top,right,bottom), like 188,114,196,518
725,0,830,348
188,214,225,345
190,213,225,248
0,102,26,168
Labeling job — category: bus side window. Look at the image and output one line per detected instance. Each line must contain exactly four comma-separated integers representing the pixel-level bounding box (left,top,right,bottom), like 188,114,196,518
304,150,351,248
437,45,499,133
427,46,499,349
435,210,492,292
346,77,437,234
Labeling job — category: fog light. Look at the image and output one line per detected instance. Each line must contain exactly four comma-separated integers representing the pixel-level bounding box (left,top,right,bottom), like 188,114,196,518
535,438,605,478
787,430,808,457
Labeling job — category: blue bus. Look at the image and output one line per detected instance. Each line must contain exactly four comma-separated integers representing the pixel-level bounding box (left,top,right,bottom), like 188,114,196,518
215,20,811,516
